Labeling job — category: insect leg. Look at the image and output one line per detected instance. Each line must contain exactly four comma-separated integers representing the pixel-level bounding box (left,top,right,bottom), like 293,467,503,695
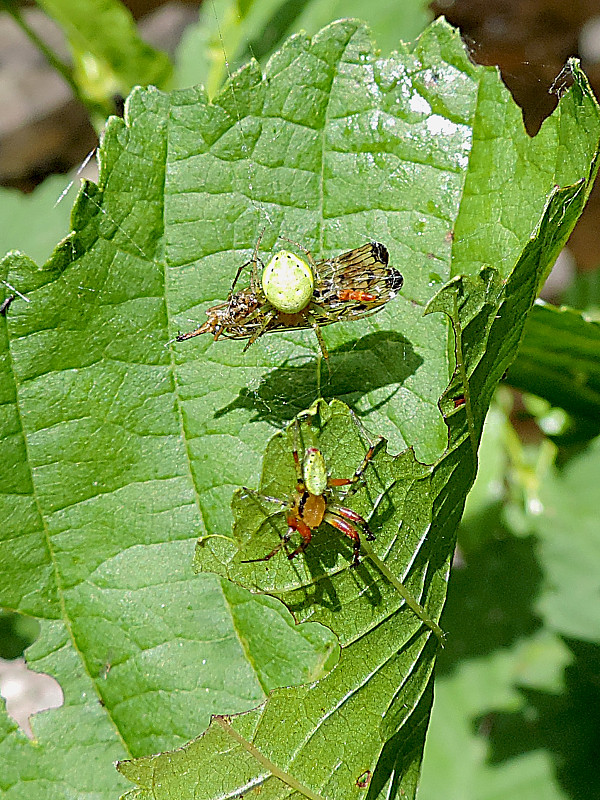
174,320,214,341
292,419,305,486
242,308,277,350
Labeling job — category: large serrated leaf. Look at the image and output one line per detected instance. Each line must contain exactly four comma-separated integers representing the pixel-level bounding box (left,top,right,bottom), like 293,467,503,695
116,181,595,800
1,16,599,800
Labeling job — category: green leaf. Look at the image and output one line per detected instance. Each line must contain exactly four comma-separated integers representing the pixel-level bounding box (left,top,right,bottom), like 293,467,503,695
507,302,600,420
420,422,600,799
36,0,172,107
534,435,600,641
117,178,593,799
1,17,599,800
422,628,574,800
563,268,600,314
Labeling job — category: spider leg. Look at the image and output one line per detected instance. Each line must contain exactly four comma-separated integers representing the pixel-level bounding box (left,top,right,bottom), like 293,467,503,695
242,308,277,350
291,419,307,486
243,512,313,564
0,295,16,316
228,259,253,298
328,436,383,495
251,257,266,293
250,227,267,291
330,504,376,541
241,534,290,563
304,309,330,366
278,235,311,257
227,228,268,297
240,490,291,563
324,510,364,566
242,487,287,506
286,516,313,560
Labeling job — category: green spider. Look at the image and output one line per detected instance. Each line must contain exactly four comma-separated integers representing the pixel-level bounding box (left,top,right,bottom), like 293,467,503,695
175,235,403,360
242,419,381,566
229,403,446,644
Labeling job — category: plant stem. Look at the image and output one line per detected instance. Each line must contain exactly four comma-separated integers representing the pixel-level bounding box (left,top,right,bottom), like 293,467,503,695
1,1,86,109
215,716,326,800
362,541,446,647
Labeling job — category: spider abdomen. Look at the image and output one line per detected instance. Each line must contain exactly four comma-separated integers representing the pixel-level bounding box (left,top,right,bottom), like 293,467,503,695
303,447,328,496
262,251,314,313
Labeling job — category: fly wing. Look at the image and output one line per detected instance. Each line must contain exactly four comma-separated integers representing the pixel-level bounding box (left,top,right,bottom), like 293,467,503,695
312,242,403,321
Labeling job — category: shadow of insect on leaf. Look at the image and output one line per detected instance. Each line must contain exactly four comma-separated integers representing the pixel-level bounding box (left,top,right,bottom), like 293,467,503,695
213,330,423,428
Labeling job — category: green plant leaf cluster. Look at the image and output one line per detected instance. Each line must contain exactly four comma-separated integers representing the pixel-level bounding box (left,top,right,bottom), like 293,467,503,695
4,0,172,120
116,176,595,800
508,302,600,419
1,15,600,800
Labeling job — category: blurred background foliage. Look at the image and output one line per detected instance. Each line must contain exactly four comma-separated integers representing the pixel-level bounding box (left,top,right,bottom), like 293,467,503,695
1,1,600,798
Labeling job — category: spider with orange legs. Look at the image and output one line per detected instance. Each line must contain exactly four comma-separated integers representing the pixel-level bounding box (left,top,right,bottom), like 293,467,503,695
219,400,446,644
242,419,382,567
